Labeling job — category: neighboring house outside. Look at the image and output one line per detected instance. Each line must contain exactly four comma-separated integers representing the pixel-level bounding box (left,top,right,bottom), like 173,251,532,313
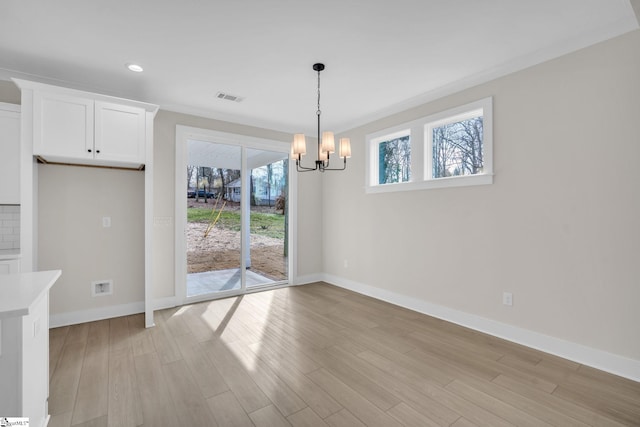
226,178,242,203
225,177,282,205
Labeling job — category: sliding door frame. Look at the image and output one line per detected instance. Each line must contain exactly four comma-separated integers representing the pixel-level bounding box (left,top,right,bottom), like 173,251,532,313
174,125,296,306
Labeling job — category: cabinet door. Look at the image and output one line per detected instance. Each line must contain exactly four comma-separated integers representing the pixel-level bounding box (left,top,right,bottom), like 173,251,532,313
95,101,146,164
0,106,20,204
33,92,94,160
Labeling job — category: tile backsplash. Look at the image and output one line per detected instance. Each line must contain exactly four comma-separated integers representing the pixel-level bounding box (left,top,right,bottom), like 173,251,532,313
0,205,20,250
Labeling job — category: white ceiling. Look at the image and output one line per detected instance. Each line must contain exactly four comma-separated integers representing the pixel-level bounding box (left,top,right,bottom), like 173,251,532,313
1,1,637,136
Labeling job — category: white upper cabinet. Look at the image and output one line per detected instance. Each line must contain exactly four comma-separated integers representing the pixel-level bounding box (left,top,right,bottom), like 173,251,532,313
15,79,157,168
34,91,94,161
95,101,146,164
0,103,20,204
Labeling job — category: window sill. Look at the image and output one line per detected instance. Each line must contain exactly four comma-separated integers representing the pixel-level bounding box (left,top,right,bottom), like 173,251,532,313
365,173,493,194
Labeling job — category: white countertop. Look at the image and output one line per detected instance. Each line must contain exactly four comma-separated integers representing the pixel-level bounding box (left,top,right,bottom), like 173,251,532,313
0,270,61,318
0,249,21,260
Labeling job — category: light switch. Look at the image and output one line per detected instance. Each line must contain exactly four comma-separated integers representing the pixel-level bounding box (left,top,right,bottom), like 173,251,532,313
102,216,111,228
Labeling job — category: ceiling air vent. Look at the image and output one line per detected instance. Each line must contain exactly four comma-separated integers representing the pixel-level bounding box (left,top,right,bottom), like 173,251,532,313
216,92,244,103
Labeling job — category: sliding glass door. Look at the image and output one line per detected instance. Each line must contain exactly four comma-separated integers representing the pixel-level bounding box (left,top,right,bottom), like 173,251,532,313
247,148,289,289
176,128,291,303
186,141,243,297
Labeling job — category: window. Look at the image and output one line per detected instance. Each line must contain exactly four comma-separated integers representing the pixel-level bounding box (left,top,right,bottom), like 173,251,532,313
376,131,411,184
429,110,484,179
366,97,492,193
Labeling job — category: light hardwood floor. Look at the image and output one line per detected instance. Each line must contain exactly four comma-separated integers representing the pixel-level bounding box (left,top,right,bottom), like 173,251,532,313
48,282,640,427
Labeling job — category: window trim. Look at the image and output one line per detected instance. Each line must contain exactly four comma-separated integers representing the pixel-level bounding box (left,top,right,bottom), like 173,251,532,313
365,97,493,194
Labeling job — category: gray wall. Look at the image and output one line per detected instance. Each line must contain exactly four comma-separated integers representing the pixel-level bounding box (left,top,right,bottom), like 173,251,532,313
38,165,144,315
321,30,640,361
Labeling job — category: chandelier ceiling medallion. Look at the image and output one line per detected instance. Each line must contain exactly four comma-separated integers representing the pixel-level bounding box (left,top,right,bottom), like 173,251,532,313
292,63,351,172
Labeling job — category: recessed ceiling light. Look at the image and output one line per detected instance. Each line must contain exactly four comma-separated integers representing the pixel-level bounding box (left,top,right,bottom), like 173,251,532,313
126,63,144,73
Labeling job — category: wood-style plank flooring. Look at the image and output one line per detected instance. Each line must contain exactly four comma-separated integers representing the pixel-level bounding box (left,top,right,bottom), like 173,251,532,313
48,283,640,426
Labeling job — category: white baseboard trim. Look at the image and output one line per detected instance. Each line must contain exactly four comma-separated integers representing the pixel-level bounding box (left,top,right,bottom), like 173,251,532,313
294,273,325,286
50,301,145,328
322,274,640,382
154,296,178,310
50,296,179,328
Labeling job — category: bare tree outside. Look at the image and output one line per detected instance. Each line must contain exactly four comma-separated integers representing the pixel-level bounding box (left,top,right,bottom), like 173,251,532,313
217,168,226,198
379,135,411,184
266,163,273,207
187,165,196,191
432,116,483,178
196,166,216,202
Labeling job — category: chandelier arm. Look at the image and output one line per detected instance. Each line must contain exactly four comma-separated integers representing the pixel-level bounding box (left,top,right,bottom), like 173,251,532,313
320,156,330,169
295,160,319,172
319,158,347,171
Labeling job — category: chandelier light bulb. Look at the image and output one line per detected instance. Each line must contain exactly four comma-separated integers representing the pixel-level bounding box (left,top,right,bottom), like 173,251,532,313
339,138,352,158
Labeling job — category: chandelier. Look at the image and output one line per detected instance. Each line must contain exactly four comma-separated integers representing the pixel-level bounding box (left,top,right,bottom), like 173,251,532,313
292,63,351,172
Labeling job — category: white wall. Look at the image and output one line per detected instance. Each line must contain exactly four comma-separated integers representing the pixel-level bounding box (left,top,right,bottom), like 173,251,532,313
38,164,145,317
322,30,640,371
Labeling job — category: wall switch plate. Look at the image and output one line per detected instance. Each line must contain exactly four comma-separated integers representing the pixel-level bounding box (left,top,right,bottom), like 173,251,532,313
503,292,513,306
102,216,111,228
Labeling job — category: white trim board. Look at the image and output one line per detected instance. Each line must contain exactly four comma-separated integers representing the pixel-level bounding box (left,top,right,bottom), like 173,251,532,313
294,273,325,286
322,274,640,382
49,296,177,329
50,302,144,328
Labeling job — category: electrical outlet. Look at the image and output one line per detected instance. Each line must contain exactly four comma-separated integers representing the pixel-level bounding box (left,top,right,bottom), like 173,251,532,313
344,259,349,268
102,216,111,228
503,292,513,306
92,280,113,297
